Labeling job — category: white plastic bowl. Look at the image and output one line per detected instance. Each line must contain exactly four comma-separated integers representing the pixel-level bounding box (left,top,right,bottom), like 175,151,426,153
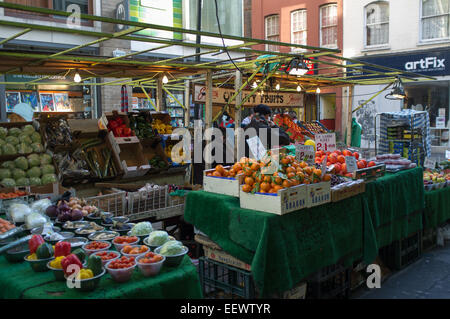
120,245,149,258
105,259,136,283
93,250,120,266
136,254,165,277
112,237,139,252
82,241,111,256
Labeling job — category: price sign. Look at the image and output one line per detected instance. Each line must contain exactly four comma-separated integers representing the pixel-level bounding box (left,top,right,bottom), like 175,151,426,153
446,150,450,160
424,157,436,169
315,133,336,152
345,156,358,173
295,145,315,165
246,136,267,161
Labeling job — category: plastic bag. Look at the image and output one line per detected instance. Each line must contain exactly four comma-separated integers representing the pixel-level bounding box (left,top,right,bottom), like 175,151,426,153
8,202,32,223
30,198,52,215
25,212,49,230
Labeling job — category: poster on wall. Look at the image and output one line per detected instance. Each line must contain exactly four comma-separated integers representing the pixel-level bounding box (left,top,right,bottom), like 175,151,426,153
39,93,55,112
20,92,39,111
54,93,72,111
6,92,20,112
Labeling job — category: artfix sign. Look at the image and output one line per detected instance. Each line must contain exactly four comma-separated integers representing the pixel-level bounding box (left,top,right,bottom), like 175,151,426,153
193,85,304,107
405,56,446,73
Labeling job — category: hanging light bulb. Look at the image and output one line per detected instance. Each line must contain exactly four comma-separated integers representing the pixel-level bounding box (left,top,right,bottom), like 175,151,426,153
162,75,169,84
73,71,81,83
276,83,280,91
297,85,302,92
252,82,258,89
316,87,321,94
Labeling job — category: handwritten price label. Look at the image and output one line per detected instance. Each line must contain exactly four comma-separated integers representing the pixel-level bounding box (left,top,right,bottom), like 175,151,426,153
295,145,315,165
424,157,436,169
315,133,336,152
246,136,267,161
345,156,358,173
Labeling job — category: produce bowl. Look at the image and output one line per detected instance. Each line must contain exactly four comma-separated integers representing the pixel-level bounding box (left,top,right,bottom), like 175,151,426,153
112,236,139,252
82,241,111,256
4,241,29,263
93,250,120,267
101,217,129,227
136,254,165,277
45,232,75,245
62,221,89,231
109,223,135,235
47,261,65,281
64,269,106,292
55,217,84,225
105,260,136,283
88,231,119,242
120,245,149,258
126,231,150,243
86,213,104,221
30,226,61,235
24,255,54,272
143,236,176,251
61,237,88,252
154,246,189,267
75,225,105,238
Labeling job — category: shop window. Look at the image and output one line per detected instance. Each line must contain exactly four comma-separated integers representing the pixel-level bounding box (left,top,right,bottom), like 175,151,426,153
421,0,450,41
365,1,389,47
188,0,243,37
53,0,89,14
320,3,338,48
291,9,307,50
265,14,280,52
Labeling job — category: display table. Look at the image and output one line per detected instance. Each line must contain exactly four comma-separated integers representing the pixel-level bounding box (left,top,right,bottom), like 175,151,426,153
185,191,365,297
424,186,450,229
0,256,202,299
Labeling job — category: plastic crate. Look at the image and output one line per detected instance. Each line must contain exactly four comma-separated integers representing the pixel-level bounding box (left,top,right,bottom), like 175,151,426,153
198,257,256,299
421,227,437,252
306,261,351,299
379,231,422,271
84,191,127,217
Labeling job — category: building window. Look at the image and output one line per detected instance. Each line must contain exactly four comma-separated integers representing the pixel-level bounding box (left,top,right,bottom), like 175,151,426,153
421,0,450,41
291,9,307,50
365,2,389,46
53,0,90,14
188,0,243,37
320,3,338,48
265,15,280,51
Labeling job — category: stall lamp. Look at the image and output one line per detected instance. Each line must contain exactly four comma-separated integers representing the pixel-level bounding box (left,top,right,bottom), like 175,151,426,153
73,71,81,83
316,87,321,94
252,82,258,89
162,75,169,84
297,85,302,92
386,77,406,100
285,56,309,76
276,83,280,91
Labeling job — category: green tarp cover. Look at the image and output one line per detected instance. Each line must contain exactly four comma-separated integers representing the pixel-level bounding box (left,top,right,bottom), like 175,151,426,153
424,186,450,229
0,255,202,299
185,191,365,297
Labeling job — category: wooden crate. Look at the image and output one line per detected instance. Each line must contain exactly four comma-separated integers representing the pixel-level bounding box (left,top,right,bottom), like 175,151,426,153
203,167,244,197
331,180,366,202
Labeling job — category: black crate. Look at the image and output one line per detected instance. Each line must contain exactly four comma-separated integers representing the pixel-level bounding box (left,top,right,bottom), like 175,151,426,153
421,227,437,252
183,240,203,259
379,231,422,271
198,257,256,299
306,261,351,299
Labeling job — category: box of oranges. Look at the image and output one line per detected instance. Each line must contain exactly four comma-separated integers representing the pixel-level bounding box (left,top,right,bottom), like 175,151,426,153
306,181,331,208
203,165,245,197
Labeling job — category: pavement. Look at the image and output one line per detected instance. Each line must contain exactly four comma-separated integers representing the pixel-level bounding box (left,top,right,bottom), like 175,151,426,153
355,243,450,299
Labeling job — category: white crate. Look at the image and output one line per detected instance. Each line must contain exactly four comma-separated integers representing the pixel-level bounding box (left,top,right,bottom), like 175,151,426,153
203,167,244,197
84,191,127,217
306,181,331,208
239,184,307,215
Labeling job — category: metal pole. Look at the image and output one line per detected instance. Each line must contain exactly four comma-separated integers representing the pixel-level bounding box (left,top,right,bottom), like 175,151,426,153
184,80,190,127
157,75,164,112
205,70,213,170
346,85,354,147
0,75,6,122
234,70,242,162
194,0,202,120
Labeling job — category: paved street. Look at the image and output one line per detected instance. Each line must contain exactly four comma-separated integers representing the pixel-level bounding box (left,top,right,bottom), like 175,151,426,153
356,244,450,299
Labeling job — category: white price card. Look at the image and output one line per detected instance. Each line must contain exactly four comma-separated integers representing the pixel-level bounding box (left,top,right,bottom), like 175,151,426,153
296,145,315,165
424,157,436,169
345,156,358,173
315,133,337,152
246,136,267,161
446,150,450,160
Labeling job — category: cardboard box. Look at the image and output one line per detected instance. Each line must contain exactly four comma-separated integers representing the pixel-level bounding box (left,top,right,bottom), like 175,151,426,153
30,183,74,201
108,132,150,178
306,181,331,208
68,119,104,139
331,180,366,202
353,164,386,181
203,167,244,197
239,184,307,215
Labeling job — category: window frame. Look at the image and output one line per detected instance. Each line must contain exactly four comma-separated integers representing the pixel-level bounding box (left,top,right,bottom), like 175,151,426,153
265,14,280,52
364,1,390,49
291,9,307,52
319,3,338,49
419,0,450,43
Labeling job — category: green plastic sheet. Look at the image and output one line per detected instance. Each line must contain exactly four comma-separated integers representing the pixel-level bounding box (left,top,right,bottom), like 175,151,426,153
424,186,450,229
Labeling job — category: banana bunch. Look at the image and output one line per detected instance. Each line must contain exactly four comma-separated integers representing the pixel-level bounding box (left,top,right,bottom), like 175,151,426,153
152,119,173,134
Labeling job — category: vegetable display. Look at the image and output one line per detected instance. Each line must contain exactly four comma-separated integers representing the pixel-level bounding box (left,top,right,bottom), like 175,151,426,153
61,254,83,276
0,218,15,234
107,113,134,138
128,113,156,140
95,251,119,262
44,118,73,149
113,236,139,244
87,254,103,276
129,222,153,236
54,241,72,257
36,242,54,259
138,252,164,264
107,256,136,269
159,241,185,256
122,245,148,255
85,241,109,250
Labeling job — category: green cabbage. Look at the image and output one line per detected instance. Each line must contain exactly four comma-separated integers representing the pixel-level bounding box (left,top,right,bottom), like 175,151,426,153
40,154,52,165
27,167,41,178
0,127,7,139
5,136,19,145
2,144,17,155
7,127,21,137
130,222,153,236
147,231,169,246
41,164,55,175
14,157,29,170
1,178,15,188
41,174,57,185
21,125,35,136
0,139,5,147
159,240,185,256
27,154,40,167
31,143,44,153
18,133,32,145
2,161,15,170
29,177,42,186
16,177,30,187
17,143,33,154
30,132,41,143
12,168,26,180
0,169,11,180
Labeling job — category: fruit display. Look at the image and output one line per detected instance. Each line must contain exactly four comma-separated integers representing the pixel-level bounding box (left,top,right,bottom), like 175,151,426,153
44,119,73,149
94,251,119,263
0,218,15,233
423,169,450,190
273,114,308,142
84,241,110,251
107,114,134,138
113,236,139,245
0,124,44,156
107,256,136,269
0,154,57,187
138,251,164,264
152,119,173,135
128,114,156,140
46,197,99,221
300,121,329,135
0,190,27,199
121,244,149,256
315,149,376,177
